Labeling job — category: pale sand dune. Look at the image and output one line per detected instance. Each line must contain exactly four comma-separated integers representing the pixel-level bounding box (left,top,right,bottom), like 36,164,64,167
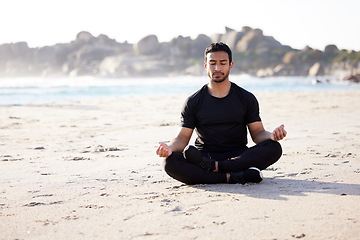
0,90,359,239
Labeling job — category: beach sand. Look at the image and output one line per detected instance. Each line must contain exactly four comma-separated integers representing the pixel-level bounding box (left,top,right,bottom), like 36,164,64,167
0,90,359,239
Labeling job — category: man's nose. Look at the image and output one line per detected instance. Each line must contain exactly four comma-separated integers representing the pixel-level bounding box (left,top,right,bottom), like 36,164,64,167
215,64,220,70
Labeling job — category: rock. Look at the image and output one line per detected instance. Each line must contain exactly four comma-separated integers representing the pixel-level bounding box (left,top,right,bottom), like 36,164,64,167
241,26,253,32
75,45,117,63
273,64,288,76
134,35,160,55
220,27,245,50
256,36,283,54
210,33,222,43
234,28,280,54
236,29,263,53
192,34,212,57
309,62,324,76
312,78,322,85
97,34,119,46
303,45,313,51
76,31,95,43
324,44,338,54
34,46,57,63
225,26,236,33
283,51,299,65
0,27,359,78
256,68,274,77
170,35,192,57
99,54,135,77
0,42,30,60
344,74,360,83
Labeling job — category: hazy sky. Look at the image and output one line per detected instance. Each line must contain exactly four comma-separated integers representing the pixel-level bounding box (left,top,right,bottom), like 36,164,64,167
1,0,359,51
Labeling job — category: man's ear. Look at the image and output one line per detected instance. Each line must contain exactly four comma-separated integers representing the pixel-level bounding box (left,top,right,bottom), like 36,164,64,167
204,61,207,70
230,61,233,70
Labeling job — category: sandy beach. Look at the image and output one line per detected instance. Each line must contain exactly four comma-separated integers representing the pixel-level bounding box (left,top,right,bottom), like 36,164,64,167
0,90,359,240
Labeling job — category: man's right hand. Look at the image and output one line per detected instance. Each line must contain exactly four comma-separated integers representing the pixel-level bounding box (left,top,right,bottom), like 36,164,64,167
156,142,173,158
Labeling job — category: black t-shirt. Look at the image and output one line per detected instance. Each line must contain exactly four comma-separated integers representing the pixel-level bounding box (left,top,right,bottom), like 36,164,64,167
181,82,261,152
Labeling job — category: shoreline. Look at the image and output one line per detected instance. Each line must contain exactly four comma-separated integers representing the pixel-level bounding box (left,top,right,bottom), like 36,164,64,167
1,90,360,239
1,75,360,106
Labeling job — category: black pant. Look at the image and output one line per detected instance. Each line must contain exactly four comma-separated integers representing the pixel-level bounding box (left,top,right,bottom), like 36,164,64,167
163,139,282,185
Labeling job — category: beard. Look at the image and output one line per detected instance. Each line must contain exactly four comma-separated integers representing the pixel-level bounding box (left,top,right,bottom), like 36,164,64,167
209,70,230,83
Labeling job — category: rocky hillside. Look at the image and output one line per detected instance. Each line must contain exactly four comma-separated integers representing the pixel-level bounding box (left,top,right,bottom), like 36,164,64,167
1,26,359,81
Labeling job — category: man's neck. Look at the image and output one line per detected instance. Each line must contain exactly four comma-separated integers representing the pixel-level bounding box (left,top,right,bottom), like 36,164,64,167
208,80,231,98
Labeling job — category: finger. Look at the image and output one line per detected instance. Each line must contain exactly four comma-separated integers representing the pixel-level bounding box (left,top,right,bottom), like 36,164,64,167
162,148,169,157
156,145,166,156
275,128,283,140
158,146,165,156
274,128,281,140
160,146,170,157
277,128,285,139
277,127,287,140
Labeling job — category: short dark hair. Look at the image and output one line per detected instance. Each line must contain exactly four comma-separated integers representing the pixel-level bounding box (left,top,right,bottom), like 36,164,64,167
204,42,232,63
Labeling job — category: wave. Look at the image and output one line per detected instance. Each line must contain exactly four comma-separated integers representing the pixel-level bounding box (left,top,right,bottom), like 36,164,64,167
0,75,358,105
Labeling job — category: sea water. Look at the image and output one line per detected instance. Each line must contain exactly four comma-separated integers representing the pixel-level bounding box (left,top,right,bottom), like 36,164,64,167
0,75,359,105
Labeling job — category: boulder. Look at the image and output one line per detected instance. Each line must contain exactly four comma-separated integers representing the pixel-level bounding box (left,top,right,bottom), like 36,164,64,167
0,42,30,60
235,29,263,53
75,31,95,44
344,74,360,83
256,36,283,54
256,68,274,77
134,35,160,55
303,45,313,51
241,26,253,32
210,33,222,43
273,64,288,76
324,44,338,54
75,45,117,63
0,27,359,78
97,34,120,47
170,35,192,57
34,46,57,63
192,34,212,57
308,62,324,76
99,54,136,77
282,51,299,65
220,28,245,50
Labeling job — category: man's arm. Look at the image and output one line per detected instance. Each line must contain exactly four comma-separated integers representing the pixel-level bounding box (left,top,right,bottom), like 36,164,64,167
156,127,193,157
248,121,287,144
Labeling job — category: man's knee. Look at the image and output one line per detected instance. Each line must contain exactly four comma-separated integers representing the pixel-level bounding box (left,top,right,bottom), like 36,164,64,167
257,139,282,161
163,152,182,176
266,140,283,162
163,152,196,185
268,139,282,154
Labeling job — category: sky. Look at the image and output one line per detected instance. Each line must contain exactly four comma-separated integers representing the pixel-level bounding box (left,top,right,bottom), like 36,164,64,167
1,0,359,51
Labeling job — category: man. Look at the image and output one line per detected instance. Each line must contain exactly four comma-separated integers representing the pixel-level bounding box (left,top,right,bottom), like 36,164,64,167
156,42,287,185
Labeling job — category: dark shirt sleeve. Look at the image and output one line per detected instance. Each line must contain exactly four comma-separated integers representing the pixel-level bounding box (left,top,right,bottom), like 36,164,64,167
181,96,196,129
244,93,261,124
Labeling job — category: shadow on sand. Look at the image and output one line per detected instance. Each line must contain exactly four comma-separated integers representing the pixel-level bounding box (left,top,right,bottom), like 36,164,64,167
189,178,360,200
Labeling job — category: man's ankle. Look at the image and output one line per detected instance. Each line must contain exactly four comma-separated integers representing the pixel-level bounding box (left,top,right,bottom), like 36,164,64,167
213,161,219,172
183,145,216,172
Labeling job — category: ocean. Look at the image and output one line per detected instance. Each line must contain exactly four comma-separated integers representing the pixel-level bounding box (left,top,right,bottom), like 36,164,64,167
0,75,359,105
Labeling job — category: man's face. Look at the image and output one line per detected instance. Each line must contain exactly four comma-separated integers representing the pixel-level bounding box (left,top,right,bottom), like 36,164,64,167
204,51,233,83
